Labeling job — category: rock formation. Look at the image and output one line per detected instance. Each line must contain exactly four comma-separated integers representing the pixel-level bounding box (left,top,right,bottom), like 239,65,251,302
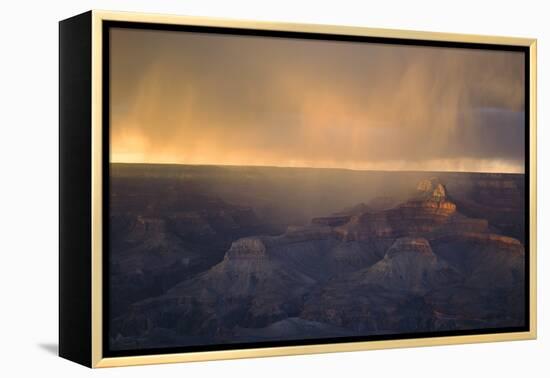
109,167,526,350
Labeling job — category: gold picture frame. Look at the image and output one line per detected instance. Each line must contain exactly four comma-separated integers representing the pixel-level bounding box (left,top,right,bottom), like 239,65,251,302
59,10,537,368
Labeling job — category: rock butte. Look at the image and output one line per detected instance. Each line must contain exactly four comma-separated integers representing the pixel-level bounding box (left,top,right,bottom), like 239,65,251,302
108,168,525,349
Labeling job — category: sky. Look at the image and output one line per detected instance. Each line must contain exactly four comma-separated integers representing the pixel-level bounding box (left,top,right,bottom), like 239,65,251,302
109,27,526,173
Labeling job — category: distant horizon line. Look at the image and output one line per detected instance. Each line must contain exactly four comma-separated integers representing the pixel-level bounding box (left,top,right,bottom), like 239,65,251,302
109,161,525,175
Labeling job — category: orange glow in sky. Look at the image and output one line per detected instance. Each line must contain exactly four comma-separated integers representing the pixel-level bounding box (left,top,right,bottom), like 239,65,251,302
110,28,526,173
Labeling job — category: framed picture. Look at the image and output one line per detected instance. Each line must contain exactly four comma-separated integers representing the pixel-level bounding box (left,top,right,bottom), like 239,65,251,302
59,10,537,368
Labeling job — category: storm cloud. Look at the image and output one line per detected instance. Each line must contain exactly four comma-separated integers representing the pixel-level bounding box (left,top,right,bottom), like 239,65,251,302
109,27,525,173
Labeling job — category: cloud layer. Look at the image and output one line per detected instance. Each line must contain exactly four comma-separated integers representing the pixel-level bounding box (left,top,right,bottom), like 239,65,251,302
110,28,525,173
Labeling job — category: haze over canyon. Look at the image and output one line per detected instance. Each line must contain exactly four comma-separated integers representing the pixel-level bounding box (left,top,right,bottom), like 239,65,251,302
108,164,526,350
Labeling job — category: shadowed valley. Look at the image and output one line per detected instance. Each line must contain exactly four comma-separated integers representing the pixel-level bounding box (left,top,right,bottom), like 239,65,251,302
108,163,526,350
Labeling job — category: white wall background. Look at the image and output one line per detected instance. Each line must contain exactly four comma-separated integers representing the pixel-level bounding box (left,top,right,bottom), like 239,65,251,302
0,0,547,376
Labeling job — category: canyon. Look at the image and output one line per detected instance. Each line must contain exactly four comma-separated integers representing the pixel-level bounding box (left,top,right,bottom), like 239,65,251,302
108,164,526,350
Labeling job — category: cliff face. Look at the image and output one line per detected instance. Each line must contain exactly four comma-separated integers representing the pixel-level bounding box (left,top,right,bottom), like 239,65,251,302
334,179,457,241
109,171,526,350
357,237,460,294
453,174,525,243
108,196,269,319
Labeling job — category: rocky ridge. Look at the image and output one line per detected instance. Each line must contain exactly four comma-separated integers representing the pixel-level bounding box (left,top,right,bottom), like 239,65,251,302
110,176,525,349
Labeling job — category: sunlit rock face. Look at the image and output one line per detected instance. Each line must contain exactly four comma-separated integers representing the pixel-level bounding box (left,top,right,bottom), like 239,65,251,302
417,177,447,196
414,178,453,207
108,165,526,350
334,180,457,241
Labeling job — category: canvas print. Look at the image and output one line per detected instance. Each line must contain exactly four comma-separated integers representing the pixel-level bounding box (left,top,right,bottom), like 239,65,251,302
107,27,527,353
